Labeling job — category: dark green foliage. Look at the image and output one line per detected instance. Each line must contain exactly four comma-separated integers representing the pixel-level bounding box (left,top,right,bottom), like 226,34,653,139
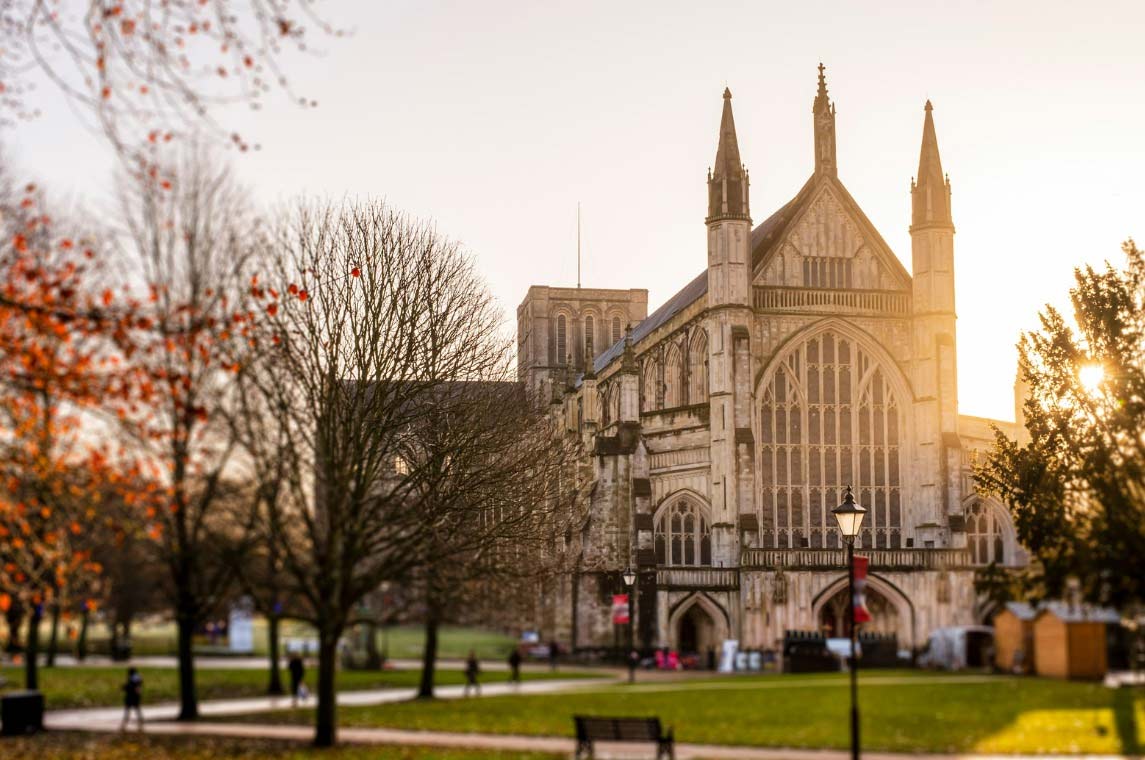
977,241,1145,606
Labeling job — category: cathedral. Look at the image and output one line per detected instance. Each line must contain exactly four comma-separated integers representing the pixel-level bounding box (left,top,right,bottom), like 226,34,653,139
516,67,1026,659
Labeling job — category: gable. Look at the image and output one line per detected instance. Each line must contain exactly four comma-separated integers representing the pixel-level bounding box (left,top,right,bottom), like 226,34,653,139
753,177,911,292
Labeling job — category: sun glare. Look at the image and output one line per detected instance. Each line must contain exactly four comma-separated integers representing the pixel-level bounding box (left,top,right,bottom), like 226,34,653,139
1079,363,1105,394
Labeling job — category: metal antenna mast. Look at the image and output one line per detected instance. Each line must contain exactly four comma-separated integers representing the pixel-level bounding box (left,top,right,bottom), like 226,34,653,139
577,202,582,288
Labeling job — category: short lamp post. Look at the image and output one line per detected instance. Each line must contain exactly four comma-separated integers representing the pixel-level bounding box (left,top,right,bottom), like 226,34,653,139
832,486,867,760
622,566,637,683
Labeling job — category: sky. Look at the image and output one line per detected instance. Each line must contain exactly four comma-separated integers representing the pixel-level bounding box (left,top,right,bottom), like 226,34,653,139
9,0,1145,422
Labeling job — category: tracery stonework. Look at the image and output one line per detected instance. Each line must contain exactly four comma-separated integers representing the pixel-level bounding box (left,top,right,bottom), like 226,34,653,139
517,69,1026,657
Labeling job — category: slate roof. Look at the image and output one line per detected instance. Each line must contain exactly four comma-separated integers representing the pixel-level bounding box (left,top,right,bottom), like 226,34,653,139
581,180,814,382
1003,601,1038,621
1036,601,1121,624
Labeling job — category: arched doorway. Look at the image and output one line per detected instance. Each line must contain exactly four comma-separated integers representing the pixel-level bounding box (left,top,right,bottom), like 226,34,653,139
669,594,728,657
678,605,715,655
817,585,900,638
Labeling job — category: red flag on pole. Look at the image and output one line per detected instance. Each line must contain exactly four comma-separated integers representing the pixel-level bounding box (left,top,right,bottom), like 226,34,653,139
852,555,872,624
612,594,630,625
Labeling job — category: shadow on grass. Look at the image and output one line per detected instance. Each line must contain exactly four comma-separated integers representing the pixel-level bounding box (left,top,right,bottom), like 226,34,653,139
1112,686,1140,755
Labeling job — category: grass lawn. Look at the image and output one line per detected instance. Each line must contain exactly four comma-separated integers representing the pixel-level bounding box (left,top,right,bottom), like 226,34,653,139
27,619,518,659
0,664,598,710
231,671,1145,755
1,733,549,759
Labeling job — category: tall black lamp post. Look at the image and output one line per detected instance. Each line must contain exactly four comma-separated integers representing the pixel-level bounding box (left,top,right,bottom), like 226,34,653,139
831,486,867,760
622,566,637,682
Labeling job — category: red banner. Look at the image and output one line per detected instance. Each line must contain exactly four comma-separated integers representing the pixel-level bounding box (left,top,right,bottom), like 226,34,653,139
611,594,630,625
852,555,872,624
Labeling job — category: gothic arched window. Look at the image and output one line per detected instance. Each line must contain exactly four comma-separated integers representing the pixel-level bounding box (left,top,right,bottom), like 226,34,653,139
641,357,660,413
759,331,904,550
584,315,595,359
663,343,684,408
655,497,711,566
612,317,622,345
967,501,1007,565
688,329,708,405
556,315,567,364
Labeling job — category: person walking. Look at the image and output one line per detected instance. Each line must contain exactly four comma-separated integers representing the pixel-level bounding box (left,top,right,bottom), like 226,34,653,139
507,648,522,684
464,650,481,697
120,667,143,731
548,639,559,672
288,653,306,707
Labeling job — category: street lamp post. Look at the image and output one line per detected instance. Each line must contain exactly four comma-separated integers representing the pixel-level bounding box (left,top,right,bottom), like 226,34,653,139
832,486,867,760
622,566,637,683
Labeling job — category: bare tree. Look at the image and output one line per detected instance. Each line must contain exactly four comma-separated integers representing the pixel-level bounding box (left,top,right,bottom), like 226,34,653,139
114,148,258,720
405,381,571,699
240,199,519,746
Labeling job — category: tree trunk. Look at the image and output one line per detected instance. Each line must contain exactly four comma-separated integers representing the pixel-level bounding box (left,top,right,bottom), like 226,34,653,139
313,626,342,747
266,614,284,695
46,602,60,667
417,611,439,699
77,608,89,662
176,614,199,720
24,603,42,691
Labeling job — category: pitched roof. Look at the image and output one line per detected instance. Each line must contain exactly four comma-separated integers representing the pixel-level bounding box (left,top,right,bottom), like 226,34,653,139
581,169,909,382
580,181,815,383
1036,601,1121,624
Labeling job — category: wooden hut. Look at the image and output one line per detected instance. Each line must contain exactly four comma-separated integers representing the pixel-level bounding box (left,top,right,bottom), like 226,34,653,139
1032,603,1120,680
993,602,1036,673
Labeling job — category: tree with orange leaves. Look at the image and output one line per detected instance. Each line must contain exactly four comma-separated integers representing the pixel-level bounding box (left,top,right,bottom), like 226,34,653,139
0,2,345,170
0,175,146,690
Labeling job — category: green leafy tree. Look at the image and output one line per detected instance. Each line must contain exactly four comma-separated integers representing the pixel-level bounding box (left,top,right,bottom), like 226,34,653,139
977,241,1145,607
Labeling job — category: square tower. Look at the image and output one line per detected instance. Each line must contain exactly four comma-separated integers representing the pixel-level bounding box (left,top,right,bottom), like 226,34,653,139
516,286,647,398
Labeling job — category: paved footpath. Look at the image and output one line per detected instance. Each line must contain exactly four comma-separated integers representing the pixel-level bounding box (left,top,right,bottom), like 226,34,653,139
45,676,611,728
45,675,1142,760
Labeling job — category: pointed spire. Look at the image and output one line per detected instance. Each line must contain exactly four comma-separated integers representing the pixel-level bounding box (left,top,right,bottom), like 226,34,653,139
707,87,750,222
712,88,743,182
813,62,837,177
912,99,953,228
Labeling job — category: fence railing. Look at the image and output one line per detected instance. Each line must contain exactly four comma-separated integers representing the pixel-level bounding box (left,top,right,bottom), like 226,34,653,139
655,567,740,589
741,547,972,570
754,287,911,316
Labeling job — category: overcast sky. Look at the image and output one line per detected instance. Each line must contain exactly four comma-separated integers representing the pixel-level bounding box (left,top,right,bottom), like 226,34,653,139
10,0,1145,421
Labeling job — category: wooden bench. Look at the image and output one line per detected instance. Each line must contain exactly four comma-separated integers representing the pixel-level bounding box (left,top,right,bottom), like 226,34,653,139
573,715,674,759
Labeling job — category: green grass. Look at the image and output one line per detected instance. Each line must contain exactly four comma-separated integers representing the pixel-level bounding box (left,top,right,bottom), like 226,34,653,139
29,619,519,659
0,664,595,710
230,671,1145,755
1,733,550,759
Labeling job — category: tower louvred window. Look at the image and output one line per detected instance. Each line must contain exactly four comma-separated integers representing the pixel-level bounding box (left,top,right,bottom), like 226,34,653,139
556,315,566,365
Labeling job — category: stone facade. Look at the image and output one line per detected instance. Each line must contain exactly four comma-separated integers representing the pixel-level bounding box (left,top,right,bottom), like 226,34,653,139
519,67,1026,659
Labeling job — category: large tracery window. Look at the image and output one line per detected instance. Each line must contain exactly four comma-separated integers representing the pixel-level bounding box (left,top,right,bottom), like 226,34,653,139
655,496,712,566
967,501,1006,565
760,331,904,550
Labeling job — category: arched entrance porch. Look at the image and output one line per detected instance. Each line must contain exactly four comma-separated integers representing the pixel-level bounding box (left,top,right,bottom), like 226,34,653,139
668,593,729,656
811,573,916,649
817,585,900,637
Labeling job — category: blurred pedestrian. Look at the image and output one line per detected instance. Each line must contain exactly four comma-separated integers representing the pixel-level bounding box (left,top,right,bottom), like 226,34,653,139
464,650,481,697
548,639,559,672
507,648,522,683
120,667,143,731
288,653,306,706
